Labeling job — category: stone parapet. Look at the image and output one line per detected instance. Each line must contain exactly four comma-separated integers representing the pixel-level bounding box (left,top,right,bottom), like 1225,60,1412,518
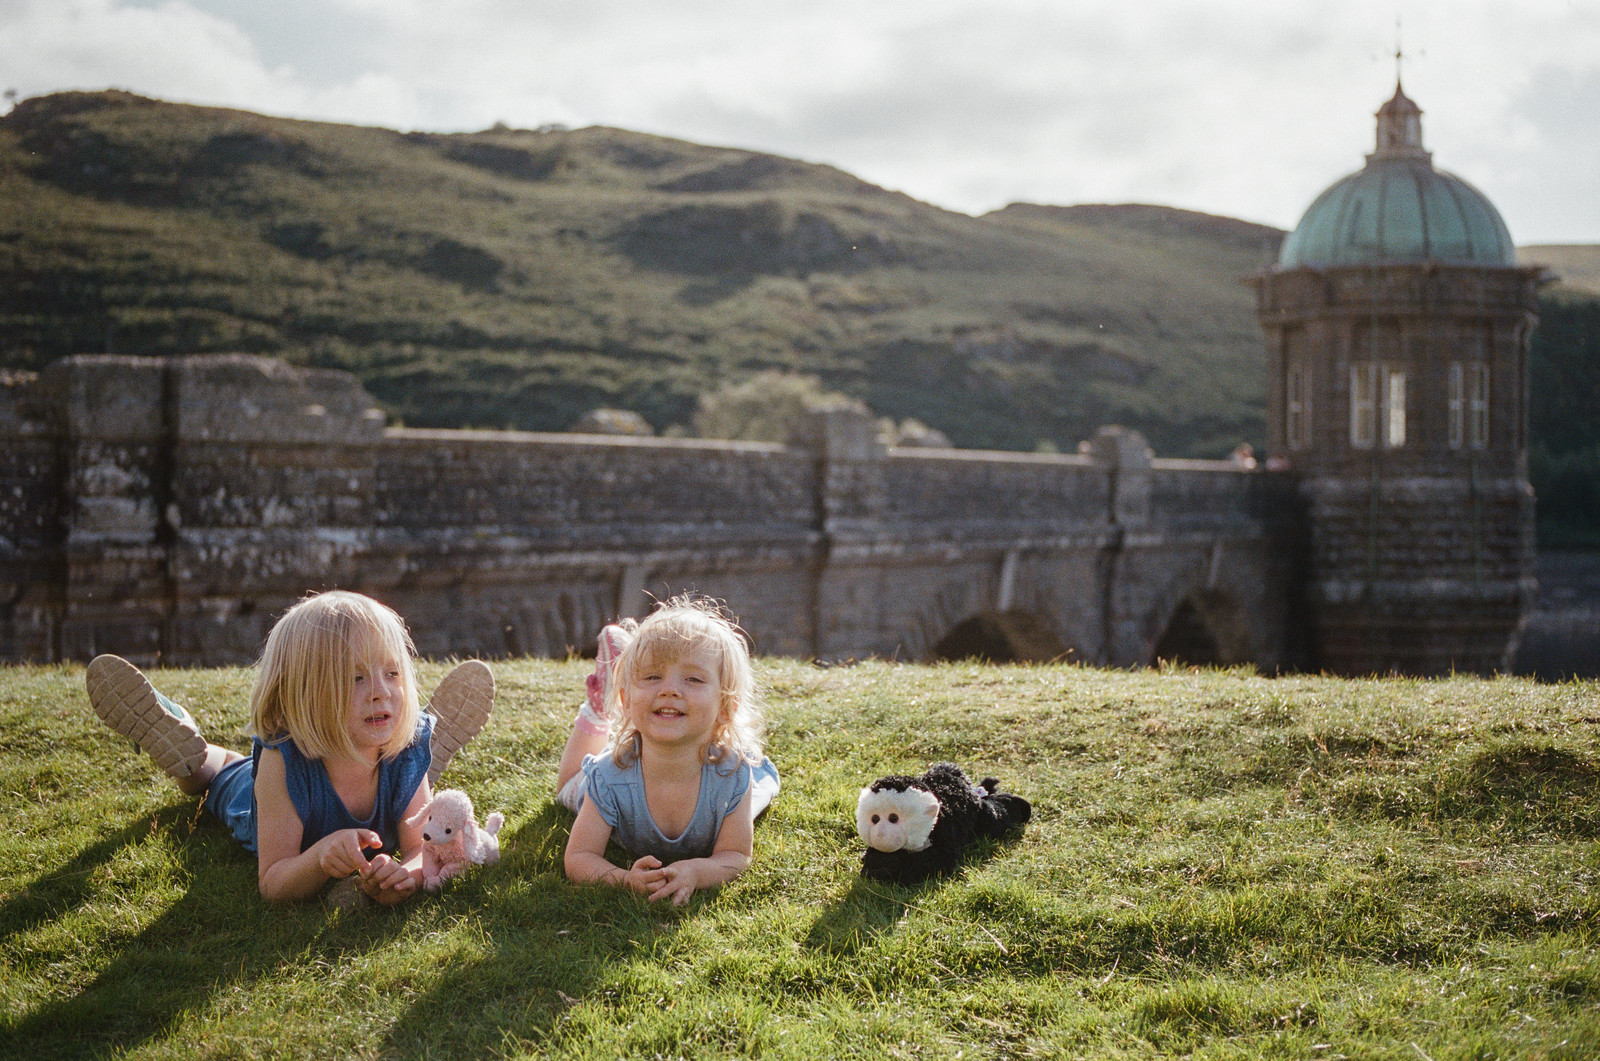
375,429,814,536
0,354,1300,670
1254,262,1543,319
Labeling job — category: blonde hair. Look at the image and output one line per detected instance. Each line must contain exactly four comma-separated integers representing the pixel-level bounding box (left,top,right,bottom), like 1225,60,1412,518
606,596,765,769
249,590,421,762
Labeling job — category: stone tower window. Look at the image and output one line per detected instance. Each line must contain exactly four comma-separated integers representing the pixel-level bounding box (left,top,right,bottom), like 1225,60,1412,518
1351,361,1406,449
1386,367,1407,447
1351,362,1377,448
1448,362,1490,449
1448,362,1464,447
1285,362,1310,450
1472,363,1490,448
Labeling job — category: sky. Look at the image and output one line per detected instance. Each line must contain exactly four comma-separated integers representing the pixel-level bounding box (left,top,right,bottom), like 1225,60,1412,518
3,0,1598,245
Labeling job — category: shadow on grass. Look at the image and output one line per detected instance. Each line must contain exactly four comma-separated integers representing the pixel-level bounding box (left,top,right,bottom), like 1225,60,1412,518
380,801,681,1059
802,875,913,957
1324,739,1600,837
1,805,414,1061
0,804,197,944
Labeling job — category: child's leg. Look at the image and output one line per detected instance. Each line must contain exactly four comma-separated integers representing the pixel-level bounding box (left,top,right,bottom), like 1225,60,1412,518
427,659,495,786
554,725,606,808
554,624,631,797
86,654,241,796
749,758,781,818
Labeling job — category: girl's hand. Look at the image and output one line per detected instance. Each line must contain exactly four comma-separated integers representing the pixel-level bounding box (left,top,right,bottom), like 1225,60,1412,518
622,855,666,896
358,853,420,906
315,828,382,880
648,860,703,906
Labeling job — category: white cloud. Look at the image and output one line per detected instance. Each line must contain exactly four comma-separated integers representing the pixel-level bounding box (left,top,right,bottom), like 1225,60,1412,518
2,0,265,98
1,0,1597,241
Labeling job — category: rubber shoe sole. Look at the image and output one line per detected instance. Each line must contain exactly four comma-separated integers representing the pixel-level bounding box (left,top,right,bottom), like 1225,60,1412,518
86,654,208,779
427,660,495,786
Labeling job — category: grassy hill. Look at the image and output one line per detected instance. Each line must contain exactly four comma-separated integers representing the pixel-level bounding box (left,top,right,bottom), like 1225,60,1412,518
1,90,1594,471
1524,245,1600,297
0,90,1281,457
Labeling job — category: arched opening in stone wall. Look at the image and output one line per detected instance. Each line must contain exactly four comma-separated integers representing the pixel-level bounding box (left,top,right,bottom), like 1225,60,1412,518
931,609,1070,664
1153,599,1222,665
1152,590,1251,667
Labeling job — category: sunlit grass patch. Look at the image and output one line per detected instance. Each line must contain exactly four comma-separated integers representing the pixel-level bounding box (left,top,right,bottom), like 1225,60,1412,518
3,659,1599,1058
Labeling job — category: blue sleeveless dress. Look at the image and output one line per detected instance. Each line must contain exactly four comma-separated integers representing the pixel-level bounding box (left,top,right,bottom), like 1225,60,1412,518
202,714,433,855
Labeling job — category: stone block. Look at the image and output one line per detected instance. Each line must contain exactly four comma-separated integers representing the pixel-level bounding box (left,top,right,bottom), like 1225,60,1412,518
38,355,165,443
171,354,386,445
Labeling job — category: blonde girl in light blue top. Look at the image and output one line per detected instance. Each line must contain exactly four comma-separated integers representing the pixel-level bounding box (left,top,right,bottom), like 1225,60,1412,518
557,596,779,906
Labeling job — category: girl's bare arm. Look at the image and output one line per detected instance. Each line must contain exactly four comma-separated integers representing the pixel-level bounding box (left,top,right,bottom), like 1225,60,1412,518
564,798,668,894
357,777,429,905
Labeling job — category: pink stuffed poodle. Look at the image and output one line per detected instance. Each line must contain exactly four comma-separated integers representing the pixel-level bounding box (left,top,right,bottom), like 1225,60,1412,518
407,787,504,891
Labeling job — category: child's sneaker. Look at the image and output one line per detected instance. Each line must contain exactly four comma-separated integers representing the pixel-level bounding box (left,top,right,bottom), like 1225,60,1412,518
577,624,632,736
427,660,494,786
86,654,208,779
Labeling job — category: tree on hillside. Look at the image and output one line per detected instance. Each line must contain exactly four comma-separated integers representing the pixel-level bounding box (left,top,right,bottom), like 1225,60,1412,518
691,370,955,449
691,370,866,443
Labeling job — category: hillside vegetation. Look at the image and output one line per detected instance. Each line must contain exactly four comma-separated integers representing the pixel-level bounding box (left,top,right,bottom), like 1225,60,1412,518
1529,287,1600,547
1525,246,1600,298
1,89,1595,477
0,91,1279,457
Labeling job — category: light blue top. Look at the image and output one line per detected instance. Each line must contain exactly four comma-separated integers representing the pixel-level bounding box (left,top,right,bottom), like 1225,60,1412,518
580,751,778,863
203,713,433,856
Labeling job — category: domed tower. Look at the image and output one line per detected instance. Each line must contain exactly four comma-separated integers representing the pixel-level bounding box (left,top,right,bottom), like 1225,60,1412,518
1253,83,1545,675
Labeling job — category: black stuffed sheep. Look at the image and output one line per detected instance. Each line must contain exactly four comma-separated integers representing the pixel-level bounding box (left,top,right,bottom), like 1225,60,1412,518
855,762,1032,885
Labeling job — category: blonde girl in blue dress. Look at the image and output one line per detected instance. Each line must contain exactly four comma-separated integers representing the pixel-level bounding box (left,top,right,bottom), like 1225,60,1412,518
87,590,493,904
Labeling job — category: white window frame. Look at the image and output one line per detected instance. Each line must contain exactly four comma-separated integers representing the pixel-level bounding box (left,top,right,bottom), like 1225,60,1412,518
1469,362,1489,449
1351,361,1405,449
1448,362,1465,449
1449,361,1491,450
1350,362,1377,449
1286,362,1309,450
1385,367,1407,448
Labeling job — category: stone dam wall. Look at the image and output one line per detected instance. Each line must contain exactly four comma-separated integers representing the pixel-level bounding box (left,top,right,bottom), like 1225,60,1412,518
2,354,1304,668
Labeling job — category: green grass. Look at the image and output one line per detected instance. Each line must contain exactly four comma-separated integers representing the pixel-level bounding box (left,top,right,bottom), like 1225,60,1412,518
4,658,1600,1059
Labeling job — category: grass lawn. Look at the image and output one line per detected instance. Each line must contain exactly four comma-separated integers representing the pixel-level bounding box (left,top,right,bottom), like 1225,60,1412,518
3,658,1599,1059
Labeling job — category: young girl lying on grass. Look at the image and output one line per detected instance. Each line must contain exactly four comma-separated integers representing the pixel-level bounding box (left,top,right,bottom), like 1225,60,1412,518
556,596,780,905
86,590,494,905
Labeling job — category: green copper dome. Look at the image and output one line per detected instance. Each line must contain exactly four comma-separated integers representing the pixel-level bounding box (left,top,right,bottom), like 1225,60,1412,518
1278,85,1516,268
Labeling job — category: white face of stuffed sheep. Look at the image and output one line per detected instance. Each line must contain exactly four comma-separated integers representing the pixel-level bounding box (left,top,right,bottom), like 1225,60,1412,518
856,785,940,853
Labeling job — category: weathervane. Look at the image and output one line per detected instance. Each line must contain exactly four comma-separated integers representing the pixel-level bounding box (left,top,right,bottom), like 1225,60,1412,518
1394,14,1405,86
